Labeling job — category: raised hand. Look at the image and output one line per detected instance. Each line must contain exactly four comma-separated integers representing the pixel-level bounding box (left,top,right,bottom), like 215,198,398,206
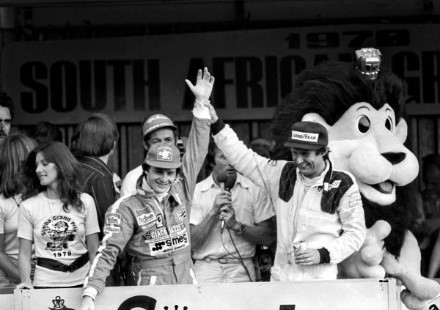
185,67,215,102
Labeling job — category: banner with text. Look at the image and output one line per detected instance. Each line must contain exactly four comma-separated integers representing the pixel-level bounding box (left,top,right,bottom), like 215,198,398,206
15,279,398,310
2,24,439,125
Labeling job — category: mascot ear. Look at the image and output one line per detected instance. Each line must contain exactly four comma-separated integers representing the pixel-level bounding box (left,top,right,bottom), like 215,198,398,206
301,113,331,131
395,117,408,143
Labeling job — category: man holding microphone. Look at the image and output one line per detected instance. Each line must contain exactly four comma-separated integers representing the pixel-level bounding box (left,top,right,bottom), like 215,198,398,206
190,140,275,283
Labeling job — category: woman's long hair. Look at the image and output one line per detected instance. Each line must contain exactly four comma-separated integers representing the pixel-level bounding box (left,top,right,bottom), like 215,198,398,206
23,141,84,212
0,133,37,198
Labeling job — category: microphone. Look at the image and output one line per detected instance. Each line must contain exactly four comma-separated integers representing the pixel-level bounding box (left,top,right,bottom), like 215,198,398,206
216,171,237,234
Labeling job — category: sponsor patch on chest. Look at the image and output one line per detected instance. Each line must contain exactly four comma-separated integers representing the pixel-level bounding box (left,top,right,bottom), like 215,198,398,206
177,208,187,221
136,212,156,226
324,180,341,191
148,232,189,255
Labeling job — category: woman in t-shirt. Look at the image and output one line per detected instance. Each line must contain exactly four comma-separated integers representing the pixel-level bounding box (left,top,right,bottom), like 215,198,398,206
0,133,37,287
16,141,100,288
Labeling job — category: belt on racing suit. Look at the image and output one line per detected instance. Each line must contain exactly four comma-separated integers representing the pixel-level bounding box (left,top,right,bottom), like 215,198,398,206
202,257,252,264
37,252,89,272
130,251,191,268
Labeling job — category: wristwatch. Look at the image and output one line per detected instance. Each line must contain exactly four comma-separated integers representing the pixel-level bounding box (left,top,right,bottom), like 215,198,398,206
234,223,246,235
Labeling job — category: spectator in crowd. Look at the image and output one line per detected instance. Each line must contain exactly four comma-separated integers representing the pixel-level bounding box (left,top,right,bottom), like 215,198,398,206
210,116,366,281
250,137,272,158
70,113,121,286
79,67,215,310
415,154,440,277
71,113,119,238
32,122,62,145
0,93,14,141
16,142,100,289
190,139,275,283
0,133,37,287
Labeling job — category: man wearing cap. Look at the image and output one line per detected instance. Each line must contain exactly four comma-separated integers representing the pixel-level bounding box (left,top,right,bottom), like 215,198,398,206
209,116,366,281
120,113,178,196
120,67,215,197
79,69,215,310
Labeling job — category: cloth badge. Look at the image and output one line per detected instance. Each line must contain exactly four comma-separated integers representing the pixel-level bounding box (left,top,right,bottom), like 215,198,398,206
291,131,319,142
104,225,121,234
177,209,187,221
156,214,164,227
349,191,362,208
136,212,156,226
105,213,121,226
157,147,172,161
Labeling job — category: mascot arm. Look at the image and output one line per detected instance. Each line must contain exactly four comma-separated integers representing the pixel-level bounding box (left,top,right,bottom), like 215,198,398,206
326,187,366,263
381,231,440,309
339,220,390,279
213,123,285,195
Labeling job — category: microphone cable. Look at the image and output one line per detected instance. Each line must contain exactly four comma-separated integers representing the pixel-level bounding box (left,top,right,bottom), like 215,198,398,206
220,224,253,282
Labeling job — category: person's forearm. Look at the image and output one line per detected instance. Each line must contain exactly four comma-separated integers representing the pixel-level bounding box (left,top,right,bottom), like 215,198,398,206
190,212,219,249
87,233,99,263
18,255,32,284
230,221,275,246
0,253,20,282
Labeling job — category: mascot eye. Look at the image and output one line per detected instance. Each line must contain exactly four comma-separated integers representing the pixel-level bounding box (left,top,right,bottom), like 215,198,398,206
357,115,371,134
385,116,394,131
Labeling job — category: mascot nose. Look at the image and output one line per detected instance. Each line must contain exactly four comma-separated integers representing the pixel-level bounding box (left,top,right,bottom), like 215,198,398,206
382,152,406,165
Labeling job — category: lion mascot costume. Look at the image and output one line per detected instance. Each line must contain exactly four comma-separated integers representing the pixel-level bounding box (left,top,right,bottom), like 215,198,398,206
271,48,440,310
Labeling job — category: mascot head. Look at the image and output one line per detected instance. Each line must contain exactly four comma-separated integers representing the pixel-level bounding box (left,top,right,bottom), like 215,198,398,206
272,48,419,256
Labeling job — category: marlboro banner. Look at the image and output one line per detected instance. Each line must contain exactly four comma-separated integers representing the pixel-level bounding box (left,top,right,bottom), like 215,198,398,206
1,24,439,125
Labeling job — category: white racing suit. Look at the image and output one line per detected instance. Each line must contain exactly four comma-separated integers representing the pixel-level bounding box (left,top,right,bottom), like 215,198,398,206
212,122,366,281
83,115,210,297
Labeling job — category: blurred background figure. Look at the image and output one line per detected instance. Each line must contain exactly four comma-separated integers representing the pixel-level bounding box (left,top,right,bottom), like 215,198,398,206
0,133,37,288
71,113,119,238
31,122,63,145
249,136,274,280
70,113,121,285
250,137,272,158
0,93,14,141
416,154,440,276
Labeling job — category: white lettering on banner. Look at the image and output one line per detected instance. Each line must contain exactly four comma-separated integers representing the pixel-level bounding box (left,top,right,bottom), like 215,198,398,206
13,278,400,310
291,131,319,143
1,24,439,124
